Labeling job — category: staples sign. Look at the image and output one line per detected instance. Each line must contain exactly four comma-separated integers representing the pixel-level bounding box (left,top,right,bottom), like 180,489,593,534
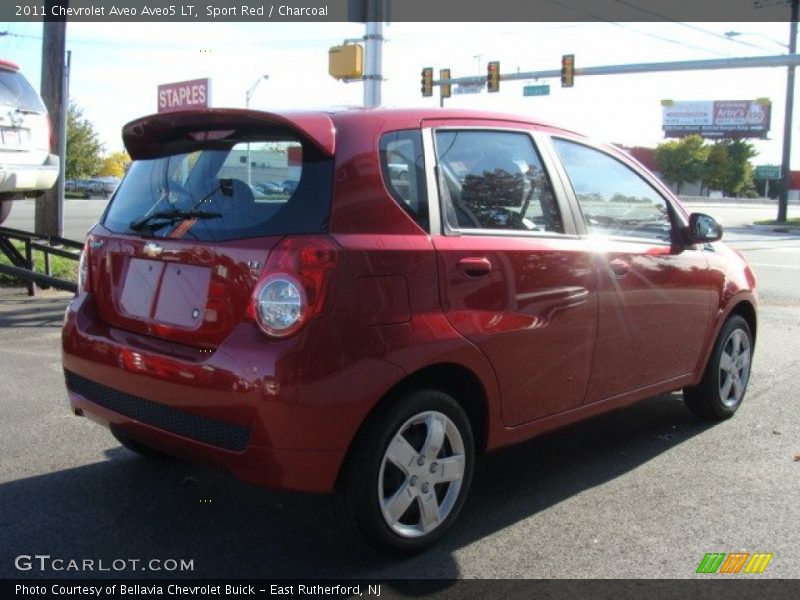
157,78,211,113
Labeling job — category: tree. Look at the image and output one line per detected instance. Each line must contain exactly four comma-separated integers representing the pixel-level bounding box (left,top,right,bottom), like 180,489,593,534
655,135,708,194
66,100,104,179
720,139,757,197
98,151,131,178
702,143,730,194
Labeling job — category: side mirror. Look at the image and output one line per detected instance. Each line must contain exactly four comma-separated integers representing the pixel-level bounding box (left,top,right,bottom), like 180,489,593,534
686,212,722,244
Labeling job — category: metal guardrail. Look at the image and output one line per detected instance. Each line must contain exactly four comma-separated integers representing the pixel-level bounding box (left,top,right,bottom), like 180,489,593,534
0,226,82,295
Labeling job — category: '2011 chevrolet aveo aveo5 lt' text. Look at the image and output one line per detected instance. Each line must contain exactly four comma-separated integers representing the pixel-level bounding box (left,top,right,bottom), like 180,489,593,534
62,108,756,553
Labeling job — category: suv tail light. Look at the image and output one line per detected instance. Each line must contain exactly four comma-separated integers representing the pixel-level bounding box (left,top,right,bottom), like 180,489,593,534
247,236,339,338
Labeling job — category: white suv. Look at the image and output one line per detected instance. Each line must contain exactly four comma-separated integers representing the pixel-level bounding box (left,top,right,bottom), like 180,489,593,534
0,59,59,224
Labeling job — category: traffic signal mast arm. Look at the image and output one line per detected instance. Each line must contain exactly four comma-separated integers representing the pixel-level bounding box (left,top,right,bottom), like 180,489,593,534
429,53,800,90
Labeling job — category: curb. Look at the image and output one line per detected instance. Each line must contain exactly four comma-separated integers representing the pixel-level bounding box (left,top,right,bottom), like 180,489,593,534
745,224,800,233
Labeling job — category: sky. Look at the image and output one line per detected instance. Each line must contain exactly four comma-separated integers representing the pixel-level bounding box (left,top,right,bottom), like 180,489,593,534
0,19,795,167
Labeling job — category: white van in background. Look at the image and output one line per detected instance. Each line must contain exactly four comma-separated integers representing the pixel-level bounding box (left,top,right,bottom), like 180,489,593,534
0,58,59,225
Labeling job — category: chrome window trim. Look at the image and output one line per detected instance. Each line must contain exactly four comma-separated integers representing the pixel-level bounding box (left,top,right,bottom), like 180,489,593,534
421,127,440,236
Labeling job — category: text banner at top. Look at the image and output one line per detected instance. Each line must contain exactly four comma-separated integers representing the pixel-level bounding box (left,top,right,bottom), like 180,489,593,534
2,0,797,23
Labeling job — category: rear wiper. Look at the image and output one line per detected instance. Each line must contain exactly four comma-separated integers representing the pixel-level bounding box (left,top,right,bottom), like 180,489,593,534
129,209,221,232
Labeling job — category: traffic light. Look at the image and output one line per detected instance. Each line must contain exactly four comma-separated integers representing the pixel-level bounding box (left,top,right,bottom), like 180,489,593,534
328,44,364,80
487,61,500,93
440,68,451,99
561,54,575,88
421,67,433,97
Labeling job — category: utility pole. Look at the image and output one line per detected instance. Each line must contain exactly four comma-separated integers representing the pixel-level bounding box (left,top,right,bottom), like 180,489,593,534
37,0,68,237
363,0,385,108
778,0,798,223
347,0,386,108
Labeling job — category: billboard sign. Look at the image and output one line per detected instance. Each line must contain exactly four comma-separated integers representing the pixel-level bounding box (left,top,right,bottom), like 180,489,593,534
157,78,211,113
662,100,771,139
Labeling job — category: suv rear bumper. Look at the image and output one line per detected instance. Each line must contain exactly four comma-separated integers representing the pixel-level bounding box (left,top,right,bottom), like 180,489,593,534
62,292,351,493
0,153,59,195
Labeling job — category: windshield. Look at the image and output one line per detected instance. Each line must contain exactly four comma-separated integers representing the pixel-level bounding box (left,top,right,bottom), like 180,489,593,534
103,137,332,241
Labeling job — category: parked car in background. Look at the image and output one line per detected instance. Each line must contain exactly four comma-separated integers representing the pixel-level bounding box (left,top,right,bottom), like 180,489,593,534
0,58,59,225
255,181,283,195
281,179,299,195
93,176,120,197
71,177,120,198
63,107,757,554
74,179,99,196
387,162,409,182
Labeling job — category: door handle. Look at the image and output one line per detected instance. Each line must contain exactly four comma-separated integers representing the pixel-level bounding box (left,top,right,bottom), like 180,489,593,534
609,258,630,277
457,257,492,278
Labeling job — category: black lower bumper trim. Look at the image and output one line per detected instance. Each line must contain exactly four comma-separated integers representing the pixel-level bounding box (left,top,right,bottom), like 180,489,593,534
65,370,251,452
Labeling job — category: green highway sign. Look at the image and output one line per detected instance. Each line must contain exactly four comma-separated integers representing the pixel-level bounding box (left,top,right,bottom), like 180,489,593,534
523,84,550,97
754,165,781,179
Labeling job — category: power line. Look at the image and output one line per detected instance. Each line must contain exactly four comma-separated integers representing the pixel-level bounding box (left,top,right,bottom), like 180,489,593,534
543,0,735,57
610,23,735,57
0,30,42,40
611,0,783,54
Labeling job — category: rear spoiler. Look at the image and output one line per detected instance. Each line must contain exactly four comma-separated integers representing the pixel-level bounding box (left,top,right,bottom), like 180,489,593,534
122,108,335,159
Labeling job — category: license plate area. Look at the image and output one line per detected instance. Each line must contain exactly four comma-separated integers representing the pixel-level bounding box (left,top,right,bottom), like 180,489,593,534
119,259,164,319
153,264,211,329
1,127,29,147
119,258,210,330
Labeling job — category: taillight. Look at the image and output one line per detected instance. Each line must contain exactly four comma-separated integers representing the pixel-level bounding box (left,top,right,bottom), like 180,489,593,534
77,240,91,295
253,273,307,337
247,236,338,338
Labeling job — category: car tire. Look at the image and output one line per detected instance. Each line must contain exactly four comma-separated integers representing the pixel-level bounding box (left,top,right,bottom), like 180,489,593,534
684,315,753,421
111,429,172,460
334,389,474,555
0,200,11,226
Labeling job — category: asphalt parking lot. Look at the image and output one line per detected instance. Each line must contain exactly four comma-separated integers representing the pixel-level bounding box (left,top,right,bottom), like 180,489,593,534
1,206,799,580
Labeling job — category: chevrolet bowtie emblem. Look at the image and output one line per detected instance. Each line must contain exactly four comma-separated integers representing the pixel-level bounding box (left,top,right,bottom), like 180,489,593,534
143,242,163,257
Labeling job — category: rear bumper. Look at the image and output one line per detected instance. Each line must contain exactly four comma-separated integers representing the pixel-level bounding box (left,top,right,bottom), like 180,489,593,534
61,293,362,493
0,154,59,194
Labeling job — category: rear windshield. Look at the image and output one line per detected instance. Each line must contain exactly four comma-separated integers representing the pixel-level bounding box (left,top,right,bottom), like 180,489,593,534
0,69,46,112
103,136,332,241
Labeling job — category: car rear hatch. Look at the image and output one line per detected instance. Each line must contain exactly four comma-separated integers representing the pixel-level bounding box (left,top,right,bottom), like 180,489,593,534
86,109,335,348
0,61,50,163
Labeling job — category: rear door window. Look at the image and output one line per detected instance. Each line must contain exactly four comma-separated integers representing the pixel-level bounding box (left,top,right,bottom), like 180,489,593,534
103,137,332,241
434,130,563,233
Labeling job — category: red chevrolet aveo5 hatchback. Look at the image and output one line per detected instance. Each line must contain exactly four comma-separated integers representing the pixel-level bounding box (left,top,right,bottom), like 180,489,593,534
62,108,756,553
